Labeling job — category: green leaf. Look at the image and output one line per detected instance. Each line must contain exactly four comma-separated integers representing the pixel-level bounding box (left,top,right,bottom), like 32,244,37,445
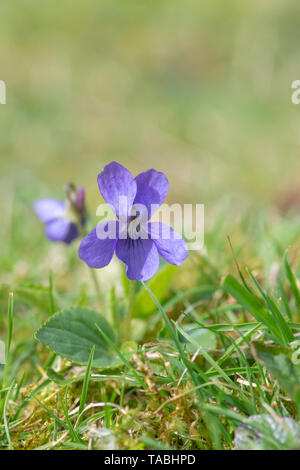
251,341,300,409
133,264,177,318
179,323,217,353
140,436,173,450
235,414,300,450
45,367,75,386
35,307,121,368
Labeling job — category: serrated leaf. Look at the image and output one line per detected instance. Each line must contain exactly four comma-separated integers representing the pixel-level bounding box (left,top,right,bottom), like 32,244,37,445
251,341,300,407
36,307,121,368
235,414,300,450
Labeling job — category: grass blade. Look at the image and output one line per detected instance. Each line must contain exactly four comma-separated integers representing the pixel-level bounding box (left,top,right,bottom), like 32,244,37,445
223,274,283,343
3,380,15,449
284,250,300,314
246,268,294,345
94,323,146,389
48,271,55,315
61,388,84,443
78,345,95,418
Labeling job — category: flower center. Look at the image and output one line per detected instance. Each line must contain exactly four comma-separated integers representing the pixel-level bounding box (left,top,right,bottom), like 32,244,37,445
127,217,142,240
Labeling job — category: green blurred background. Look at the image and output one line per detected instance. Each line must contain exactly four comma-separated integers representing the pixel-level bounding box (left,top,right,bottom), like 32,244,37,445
0,0,300,275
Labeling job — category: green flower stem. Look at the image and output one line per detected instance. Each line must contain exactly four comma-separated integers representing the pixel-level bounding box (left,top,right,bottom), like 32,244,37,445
89,267,103,307
78,220,103,308
125,280,135,341
141,281,201,390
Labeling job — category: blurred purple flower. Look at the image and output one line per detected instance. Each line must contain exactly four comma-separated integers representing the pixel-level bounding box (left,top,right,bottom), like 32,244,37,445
78,161,188,281
34,185,86,245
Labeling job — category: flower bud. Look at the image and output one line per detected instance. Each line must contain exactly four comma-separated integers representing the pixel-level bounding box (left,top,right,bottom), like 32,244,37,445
76,186,85,212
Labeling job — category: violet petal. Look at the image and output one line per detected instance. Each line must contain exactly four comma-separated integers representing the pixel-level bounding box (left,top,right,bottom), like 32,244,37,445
116,238,160,281
97,162,137,220
45,218,78,244
148,222,188,265
34,199,65,223
134,169,169,220
78,221,118,268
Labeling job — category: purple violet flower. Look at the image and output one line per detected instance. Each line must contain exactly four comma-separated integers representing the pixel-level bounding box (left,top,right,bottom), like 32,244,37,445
34,185,86,245
78,162,188,281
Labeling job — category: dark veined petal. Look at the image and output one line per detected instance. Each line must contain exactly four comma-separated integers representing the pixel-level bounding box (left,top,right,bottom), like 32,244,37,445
134,169,169,220
62,223,80,244
34,199,65,223
78,220,118,268
45,218,79,244
97,162,137,220
148,222,188,265
116,238,160,281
